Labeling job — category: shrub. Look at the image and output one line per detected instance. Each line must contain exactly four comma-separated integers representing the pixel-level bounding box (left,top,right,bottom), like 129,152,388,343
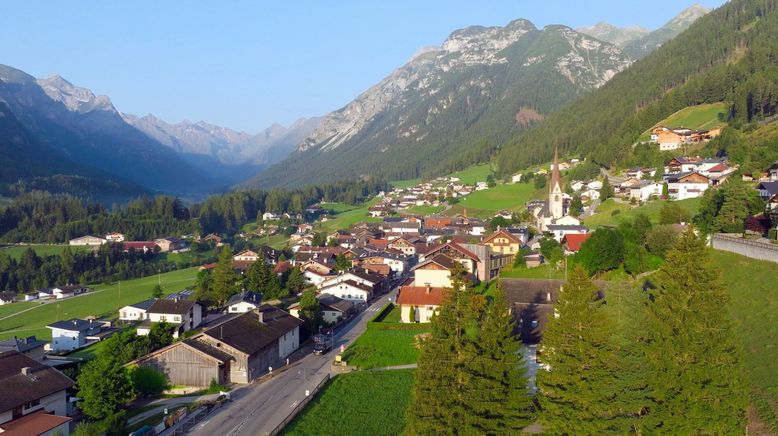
130,366,168,397
611,209,621,216
646,225,679,258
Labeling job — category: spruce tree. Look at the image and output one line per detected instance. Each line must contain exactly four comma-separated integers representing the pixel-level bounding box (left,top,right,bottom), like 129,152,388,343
632,228,747,433
537,265,620,434
211,245,239,304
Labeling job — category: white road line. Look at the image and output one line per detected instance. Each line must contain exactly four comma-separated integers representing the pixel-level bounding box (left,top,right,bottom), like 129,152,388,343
290,400,299,408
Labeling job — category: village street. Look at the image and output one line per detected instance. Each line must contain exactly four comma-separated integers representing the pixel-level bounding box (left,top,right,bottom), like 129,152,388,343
187,287,399,436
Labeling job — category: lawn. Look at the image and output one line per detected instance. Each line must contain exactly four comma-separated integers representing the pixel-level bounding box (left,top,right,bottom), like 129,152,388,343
164,248,217,266
283,369,414,436
639,102,728,140
0,244,88,259
500,264,567,280
711,250,778,422
316,199,382,234
447,183,537,218
404,204,446,216
341,307,430,369
0,267,199,341
583,197,702,228
391,178,422,190
0,301,35,319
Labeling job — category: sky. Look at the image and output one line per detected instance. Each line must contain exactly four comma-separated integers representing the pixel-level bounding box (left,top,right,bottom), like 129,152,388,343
0,1,726,133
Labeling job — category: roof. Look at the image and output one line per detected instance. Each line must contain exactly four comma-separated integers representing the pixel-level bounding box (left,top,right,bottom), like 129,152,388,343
758,182,778,195
412,254,458,271
424,241,479,262
0,409,72,435
550,146,561,192
181,339,234,363
147,299,199,315
321,280,373,294
547,224,588,231
563,233,592,252
0,351,75,412
126,299,156,311
47,318,99,332
500,278,606,305
483,229,521,245
707,163,729,172
0,292,16,301
202,305,303,356
122,241,157,250
396,286,446,306
0,336,46,354
317,294,355,313
227,291,263,307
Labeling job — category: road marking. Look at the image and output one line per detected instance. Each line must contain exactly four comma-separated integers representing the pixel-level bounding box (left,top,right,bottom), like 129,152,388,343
290,400,299,408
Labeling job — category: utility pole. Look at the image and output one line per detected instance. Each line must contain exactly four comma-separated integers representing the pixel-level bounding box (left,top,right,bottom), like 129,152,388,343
118,281,121,300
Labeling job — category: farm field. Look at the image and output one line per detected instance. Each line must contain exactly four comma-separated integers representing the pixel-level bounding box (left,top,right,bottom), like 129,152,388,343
0,267,199,341
283,369,414,436
639,102,728,140
583,197,702,228
447,183,537,218
0,244,88,259
712,250,778,422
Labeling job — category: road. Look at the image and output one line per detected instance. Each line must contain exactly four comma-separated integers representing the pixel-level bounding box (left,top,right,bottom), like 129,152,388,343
187,287,399,436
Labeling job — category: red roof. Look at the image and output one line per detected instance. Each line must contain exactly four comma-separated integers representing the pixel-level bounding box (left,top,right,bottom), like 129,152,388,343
563,233,592,252
708,163,728,172
0,410,71,435
396,286,446,306
274,261,291,274
121,241,157,250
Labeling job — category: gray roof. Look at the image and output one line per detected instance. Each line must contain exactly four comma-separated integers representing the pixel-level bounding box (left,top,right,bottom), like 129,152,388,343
0,336,46,354
128,299,156,310
202,305,303,356
547,225,588,231
317,294,354,313
0,351,74,412
227,291,263,307
47,318,99,332
148,298,200,315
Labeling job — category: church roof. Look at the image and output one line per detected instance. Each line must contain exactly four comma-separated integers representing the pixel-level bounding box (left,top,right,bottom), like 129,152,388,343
550,147,561,192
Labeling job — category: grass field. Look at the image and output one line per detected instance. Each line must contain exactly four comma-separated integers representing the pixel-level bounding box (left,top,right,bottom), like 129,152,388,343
583,198,702,228
0,244,89,259
404,204,446,216
390,178,422,190
639,102,728,141
0,267,199,341
451,164,493,185
164,248,217,266
316,200,382,234
712,250,778,421
342,306,430,369
284,369,414,436
446,183,537,218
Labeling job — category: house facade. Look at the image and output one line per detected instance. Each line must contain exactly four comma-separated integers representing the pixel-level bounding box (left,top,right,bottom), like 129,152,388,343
68,235,106,246
119,299,156,321
667,172,710,200
138,299,204,338
227,291,263,313
396,286,445,323
46,319,102,352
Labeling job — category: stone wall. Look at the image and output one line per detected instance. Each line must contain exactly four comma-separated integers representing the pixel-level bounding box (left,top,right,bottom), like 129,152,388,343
711,233,778,263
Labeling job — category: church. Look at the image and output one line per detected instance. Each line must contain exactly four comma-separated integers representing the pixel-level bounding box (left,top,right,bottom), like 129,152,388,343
532,148,581,232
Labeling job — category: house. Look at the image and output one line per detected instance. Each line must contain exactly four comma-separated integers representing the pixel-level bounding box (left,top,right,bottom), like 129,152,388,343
388,238,416,256
319,269,384,292
46,318,102,351
562,233,592,254
23,293,38,302
483,229,522,256
512,174,523,183
119,299,156,321
262,212,280,221
580,189,601,202
226,291,263,313
524,253,543,268
547,224,589,242
318,280,373,302
233,249,260,262
138,299,204,338
769,162,778,181
133,306,302,387
629,181,664,202
0,336,47,362
289,294,355,325
121,241,158,253
421,242,480,278
202,233,224,246
396,285,445,323
360,253,407,274
68,235,106,246
0,292,15,305
0,351,74,435
387,221,422,234
757,182,778,200
570,181,585,192
154,237,187,253
51,285,89,299
667,172,710,200
105,232,125,242
411,255,459,288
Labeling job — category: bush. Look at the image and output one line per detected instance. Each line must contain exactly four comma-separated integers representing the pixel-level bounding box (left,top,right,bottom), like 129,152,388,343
646,225,679,258
130,366,168,397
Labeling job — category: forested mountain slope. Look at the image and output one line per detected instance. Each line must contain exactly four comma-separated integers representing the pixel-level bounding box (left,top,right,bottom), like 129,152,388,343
495,0,778,177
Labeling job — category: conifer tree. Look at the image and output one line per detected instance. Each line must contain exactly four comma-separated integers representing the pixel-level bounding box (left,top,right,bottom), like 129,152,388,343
631,228,747,433
211,245,239,304
537,265,620,434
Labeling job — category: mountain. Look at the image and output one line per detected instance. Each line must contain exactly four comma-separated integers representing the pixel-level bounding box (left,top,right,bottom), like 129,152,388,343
494,0,778,177
576,22,649,47
0,65,219,195
248,19,634,188
623,4,710,58
123,114,321,166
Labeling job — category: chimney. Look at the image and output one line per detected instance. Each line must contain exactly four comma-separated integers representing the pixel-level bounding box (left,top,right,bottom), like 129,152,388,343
21,367,32,376
425,285,431,294
258,311,264,324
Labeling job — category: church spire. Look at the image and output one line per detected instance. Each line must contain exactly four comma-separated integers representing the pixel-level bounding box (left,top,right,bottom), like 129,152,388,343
550,146,561,194
549,146,564,220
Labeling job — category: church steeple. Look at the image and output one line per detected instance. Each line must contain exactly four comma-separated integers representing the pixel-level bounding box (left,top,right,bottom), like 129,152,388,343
549,146,564,219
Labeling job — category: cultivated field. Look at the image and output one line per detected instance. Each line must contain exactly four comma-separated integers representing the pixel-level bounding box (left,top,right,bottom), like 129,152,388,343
283,369,414,436
0,267,199,340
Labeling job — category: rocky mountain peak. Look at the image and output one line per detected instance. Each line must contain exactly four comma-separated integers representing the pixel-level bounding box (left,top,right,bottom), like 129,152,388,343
37,74,116,113
673,4,711,24
576,21,649,47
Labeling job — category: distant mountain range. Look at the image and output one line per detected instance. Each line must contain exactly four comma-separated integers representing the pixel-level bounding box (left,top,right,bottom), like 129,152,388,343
249,5,708,188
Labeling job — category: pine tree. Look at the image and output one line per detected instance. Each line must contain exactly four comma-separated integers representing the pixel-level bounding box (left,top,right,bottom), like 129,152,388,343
713,178,752,233
211,245,239,304
537,265,621,434
631,228,747,433
600,177,614,201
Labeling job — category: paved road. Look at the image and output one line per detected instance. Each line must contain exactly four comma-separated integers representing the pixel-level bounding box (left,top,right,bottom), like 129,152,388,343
187,288,399,436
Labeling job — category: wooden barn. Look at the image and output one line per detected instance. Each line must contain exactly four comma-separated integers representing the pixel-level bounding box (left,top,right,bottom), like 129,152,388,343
131,340,232,387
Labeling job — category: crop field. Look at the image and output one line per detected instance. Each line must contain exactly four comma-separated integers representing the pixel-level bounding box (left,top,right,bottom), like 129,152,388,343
712,250,778,423
0,244,88,259
342,306,430,369
283,369,414,436
583,198,702,228
0,267,199,341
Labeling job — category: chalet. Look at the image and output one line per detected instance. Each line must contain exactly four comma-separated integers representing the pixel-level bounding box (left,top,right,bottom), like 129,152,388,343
0,351,74,435
138,299,204,338
396,285,445,323
202,233,224,246
512,174,523,183
360,252,407,273
318,280,373,302
319,269,384,292
0,336,47,362
547,224,588,242
483,230,522,256
46,318,102,351
386,221,422,234
562,233,592,254
666,157,703,174
411,255,459,288
132,306,302,387
68,235,106,246
121,241,158,253
757,182,778,200
425,216,452,230
629,181,664,202
154,237,187,253
667,172,710,200
289,294,355,325
388,238,416,256
226,291,263,313
0,292,15,305
119,299,156,321
580,189,601,202
105,232,125,242
262,212,280,221
233,249,260,262
421,241,480,277
39,285,89,300
626,168,656,180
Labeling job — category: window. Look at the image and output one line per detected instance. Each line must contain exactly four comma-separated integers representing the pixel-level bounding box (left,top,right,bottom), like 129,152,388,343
24,399,40,409
174,316,181,322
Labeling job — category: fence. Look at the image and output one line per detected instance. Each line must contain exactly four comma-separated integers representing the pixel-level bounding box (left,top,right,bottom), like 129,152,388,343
711,233,778,263
267,373,332,436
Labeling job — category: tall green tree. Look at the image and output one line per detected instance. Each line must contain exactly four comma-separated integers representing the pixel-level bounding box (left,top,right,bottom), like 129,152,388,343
298,290,322,335
285,267,305,294
537,266,621,433
713,177,761,233
630,229,747,433
76,356,135,420
576,228,624,275
151,284,164,299
245,257,283,299
211,245,240,304
334,254,351,272
600,177,614,201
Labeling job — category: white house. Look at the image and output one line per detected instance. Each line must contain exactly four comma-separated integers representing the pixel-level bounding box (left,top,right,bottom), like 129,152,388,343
587,180,603,190
51,285,89,299
570,181,585,192
629,181,664,202
226,291,263,313
318,280,373,302
475,182,489,191
233,249,260,262
303,270,329,286
119,299,156,321
547,225,589,242
262,212,280,221
667,173,710,200
318,270,381,291
46,319,102,351
68,235,106,246
138,299,204,338
0,293,15,305
511,174,523,183
105,232,125,242
580,189,601,201
397,286,444,323
469,224,487,236
411,255,456,288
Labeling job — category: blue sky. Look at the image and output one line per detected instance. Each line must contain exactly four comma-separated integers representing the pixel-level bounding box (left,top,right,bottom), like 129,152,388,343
0,1,726,133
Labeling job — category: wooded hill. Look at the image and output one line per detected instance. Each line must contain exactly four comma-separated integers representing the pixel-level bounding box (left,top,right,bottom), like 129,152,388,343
495,0,778,177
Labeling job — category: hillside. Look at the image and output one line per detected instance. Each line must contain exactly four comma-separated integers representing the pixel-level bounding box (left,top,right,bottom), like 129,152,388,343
495,0,778,177
247,19,634,188
637,102,728,141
